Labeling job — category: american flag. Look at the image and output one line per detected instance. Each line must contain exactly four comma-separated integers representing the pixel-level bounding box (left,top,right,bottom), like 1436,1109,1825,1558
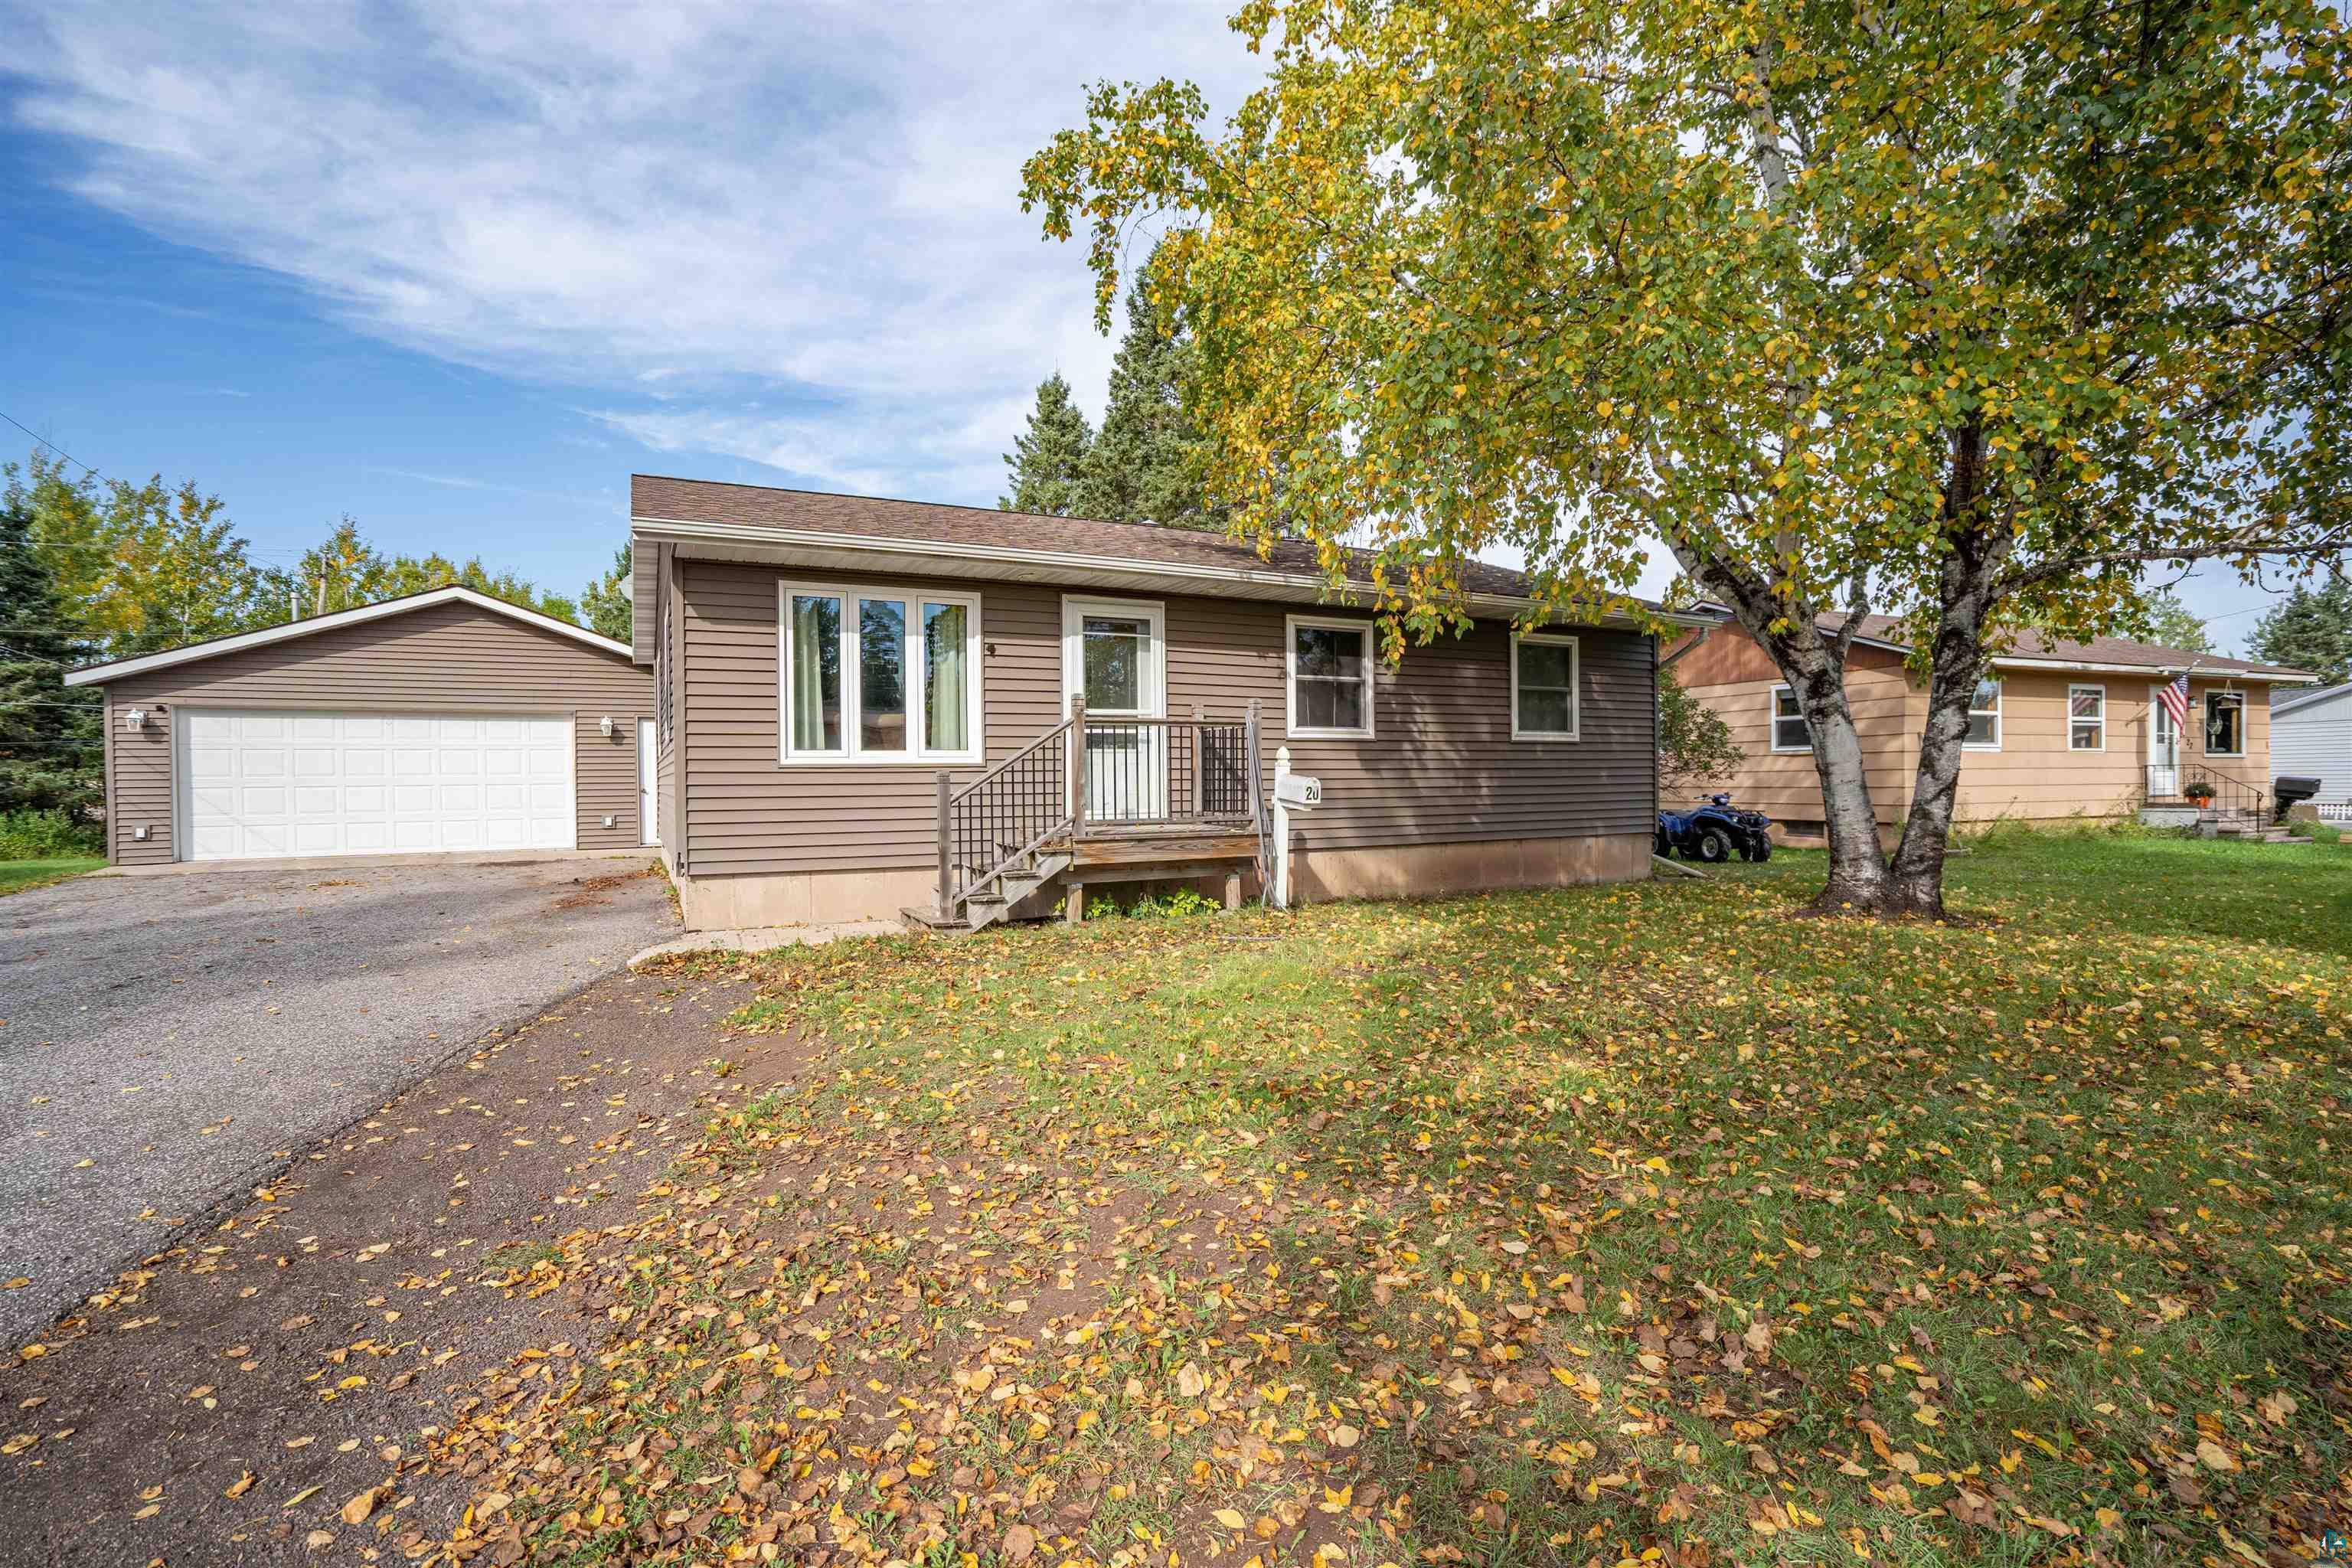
2158,674,2191,727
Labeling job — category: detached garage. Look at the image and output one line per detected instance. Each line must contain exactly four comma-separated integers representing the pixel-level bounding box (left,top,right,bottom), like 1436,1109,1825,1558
64,586,658,867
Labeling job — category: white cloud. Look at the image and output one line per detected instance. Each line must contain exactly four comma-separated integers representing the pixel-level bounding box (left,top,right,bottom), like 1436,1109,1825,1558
5,1,1265,502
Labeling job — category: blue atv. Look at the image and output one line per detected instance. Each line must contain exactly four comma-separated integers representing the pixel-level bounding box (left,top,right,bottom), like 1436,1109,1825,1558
1658,793,1773,864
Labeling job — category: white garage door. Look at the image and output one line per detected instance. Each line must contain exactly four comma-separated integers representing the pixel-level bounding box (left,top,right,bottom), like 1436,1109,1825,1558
181,710,575,861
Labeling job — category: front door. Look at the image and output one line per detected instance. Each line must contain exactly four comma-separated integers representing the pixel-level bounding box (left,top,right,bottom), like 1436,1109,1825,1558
1063,597,1166,823
2148,684,2180,796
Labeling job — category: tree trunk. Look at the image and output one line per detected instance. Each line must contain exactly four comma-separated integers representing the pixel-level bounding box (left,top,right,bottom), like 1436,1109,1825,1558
1782,645,1896,913
1886,529,2003,920
1685,564,1895,913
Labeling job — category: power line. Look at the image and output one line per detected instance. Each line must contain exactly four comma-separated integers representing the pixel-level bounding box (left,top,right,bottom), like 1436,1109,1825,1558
0,412,100,479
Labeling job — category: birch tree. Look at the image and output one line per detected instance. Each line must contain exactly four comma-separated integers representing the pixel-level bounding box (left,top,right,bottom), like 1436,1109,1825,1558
1023,0,2351,916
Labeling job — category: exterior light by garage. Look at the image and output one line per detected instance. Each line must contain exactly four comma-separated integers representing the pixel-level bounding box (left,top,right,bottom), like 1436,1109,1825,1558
599,714,615,737
125,707,149,729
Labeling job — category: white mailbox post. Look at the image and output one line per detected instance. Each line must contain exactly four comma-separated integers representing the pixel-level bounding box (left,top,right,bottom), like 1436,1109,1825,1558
1270,746,1321,910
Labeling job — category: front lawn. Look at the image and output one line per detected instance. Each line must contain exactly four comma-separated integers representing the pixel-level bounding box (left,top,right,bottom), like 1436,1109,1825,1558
430,832,2352,1568
0,856,104,897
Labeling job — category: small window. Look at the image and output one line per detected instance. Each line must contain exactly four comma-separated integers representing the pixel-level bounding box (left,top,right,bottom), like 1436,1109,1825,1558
1287,616,1375,738
2068,684,2105,751
1770,686,1810,753
2204,691,2244,756
781,583,981,763
1965,678,2002,749
1511,633,1579,741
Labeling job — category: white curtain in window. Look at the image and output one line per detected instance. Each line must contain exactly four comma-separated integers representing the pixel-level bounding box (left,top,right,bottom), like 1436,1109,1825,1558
924,602,967,752
791,595,840,750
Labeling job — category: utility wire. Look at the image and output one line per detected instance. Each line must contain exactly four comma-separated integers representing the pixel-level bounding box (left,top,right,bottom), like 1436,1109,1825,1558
0,412,100,478
0,642,70,667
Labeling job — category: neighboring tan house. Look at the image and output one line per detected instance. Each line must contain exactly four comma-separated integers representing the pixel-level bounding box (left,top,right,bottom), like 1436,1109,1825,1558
2273,682,2352,808
64,586,657,864
1668,610,2318,841
629,475,1696,931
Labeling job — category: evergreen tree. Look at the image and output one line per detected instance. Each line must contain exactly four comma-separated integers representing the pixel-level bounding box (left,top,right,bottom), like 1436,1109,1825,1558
999,374,1095,516
579,544,634,642
0,486,103,822
2138,588,2214,654
1076,247,1223,529
2251,577,2352,684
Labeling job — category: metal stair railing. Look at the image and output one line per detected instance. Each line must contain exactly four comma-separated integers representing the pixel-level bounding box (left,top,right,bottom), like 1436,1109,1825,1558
936,720,1073,921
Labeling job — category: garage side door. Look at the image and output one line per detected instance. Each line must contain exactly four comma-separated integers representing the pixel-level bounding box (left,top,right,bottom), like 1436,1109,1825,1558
182,711,574,861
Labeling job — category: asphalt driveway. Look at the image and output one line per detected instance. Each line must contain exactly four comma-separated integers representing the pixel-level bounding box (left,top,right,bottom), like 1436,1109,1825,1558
0,855,676,1347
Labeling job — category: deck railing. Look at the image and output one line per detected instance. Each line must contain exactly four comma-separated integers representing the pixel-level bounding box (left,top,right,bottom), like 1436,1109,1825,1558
1077,713,1258,830
933,697,1267,921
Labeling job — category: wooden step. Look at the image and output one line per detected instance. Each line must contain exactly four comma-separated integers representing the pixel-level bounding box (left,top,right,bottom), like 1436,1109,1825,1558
1073,831,1260,870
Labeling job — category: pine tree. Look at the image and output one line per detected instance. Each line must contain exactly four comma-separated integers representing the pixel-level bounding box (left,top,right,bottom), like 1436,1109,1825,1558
2139,588,2214,654
2251,577,2352,684
1076,248,1223,530
0,485,103,824
999,374,1095,516
579,544,634,642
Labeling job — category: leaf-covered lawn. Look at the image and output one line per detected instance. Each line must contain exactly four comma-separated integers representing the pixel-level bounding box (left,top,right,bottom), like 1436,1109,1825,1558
0,856,103,897
429,832,2352,1567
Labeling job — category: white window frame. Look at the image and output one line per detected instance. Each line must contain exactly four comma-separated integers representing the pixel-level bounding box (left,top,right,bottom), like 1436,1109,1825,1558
1285,615,1377,740
2203,689,2246,758
1509,632,1580,743
1964,678,2003,751
2068,682,2106,752
777,582,984,766
1060,596,1166,718
1769,684,1811,754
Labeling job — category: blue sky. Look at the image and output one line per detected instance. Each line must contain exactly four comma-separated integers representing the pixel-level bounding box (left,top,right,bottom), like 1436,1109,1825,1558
0,2,1263,601
0,2,2298,652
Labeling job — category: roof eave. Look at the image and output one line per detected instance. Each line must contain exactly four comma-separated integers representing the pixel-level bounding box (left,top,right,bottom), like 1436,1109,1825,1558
61,585,634,687
628,515,1716,630
1987,653,2316,683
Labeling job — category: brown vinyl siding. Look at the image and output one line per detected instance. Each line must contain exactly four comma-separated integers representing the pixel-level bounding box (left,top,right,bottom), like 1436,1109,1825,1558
675,559,1656,877
96,599,653,865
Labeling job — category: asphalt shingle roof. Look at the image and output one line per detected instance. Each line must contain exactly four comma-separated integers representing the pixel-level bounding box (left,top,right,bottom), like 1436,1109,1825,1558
1802,609,2312,680
630,475,1545,600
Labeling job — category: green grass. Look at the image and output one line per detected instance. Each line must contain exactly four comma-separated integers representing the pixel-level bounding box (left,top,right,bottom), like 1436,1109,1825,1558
0,856,103,896
431,831,2352,1568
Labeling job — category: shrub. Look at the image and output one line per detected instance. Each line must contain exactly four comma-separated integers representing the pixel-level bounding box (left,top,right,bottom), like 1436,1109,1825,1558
0,808,105,859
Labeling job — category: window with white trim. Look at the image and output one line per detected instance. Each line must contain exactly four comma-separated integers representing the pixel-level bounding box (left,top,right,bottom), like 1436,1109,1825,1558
1965,678,2002,749
1286,616,1375,738
780,583,982,763
1770,686,1810,753
1511,633,1579,740
2204,690,2244,756
2068,683,2105,751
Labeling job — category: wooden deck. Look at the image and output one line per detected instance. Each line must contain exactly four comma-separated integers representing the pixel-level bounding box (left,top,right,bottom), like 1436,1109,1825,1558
1073,830,1258,868
923,699,1271,931
1063,828,1261,922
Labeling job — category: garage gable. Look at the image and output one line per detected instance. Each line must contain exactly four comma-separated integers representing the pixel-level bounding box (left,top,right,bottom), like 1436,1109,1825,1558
83,590,653,866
